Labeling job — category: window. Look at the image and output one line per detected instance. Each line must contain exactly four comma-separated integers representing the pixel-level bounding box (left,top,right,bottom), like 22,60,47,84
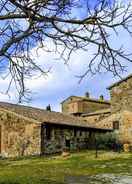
113,121,119,130
46,126,51,140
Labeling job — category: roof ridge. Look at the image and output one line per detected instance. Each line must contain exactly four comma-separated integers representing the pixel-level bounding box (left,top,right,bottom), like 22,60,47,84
0,101,58,113
61,96,110,104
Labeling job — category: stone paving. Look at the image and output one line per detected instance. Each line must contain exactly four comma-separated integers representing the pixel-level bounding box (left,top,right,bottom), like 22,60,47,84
64,174,132,184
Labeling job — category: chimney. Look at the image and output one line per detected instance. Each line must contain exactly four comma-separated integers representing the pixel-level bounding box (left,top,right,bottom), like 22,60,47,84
100,95,104,101
85,92,90,98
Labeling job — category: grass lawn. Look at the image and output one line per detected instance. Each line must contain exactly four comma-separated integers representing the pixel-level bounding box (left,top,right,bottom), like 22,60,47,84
0,151,132,184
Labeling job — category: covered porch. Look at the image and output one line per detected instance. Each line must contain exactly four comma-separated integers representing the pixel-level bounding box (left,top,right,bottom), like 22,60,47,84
40,122,112,154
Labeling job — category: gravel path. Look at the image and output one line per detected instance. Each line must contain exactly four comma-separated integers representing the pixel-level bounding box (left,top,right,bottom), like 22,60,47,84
65,174,132,184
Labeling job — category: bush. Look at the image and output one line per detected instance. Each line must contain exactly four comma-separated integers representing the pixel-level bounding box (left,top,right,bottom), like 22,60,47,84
95,132,122,152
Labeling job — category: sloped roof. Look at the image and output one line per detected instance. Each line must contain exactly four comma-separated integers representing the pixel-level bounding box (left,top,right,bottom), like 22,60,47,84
60,96,82,104
61,95,110,104
0,101,111,130
0,108,41,124
107,74,132,90
82,109,111,117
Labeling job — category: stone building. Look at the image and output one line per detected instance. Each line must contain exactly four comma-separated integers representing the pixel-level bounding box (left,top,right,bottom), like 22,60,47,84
62,74,132,146
61,94,110,115
1,73,132,157
107,74,132,113
0,102,111,157
104,74,132,144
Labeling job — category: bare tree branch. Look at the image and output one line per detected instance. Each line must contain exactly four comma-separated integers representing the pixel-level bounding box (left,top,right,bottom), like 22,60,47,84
0,0,132,101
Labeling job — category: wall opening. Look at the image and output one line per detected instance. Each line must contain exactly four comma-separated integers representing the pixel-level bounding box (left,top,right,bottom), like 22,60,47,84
65,139,70,148
113,121,119,130
41,124,45,155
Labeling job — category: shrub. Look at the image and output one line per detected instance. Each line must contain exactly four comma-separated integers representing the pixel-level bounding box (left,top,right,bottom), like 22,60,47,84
95,132,122,152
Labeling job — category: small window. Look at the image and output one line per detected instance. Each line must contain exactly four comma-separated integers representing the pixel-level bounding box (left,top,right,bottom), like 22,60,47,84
80,131,82,136
113,121,119,130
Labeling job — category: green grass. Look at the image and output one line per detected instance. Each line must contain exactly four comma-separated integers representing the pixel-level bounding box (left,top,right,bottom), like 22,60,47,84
0,151,132,183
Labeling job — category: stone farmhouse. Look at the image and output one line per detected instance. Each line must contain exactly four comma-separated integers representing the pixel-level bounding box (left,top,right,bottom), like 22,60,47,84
0,102,110,157
0,73,132,157
62,74,132,146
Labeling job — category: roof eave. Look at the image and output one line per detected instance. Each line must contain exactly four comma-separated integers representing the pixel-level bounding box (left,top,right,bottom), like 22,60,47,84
44,121,113,131
82,111,111,117
107,74,132,90
60,95,79,104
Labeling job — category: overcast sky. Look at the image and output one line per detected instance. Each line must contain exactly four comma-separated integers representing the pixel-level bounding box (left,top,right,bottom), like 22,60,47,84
0,0,132,112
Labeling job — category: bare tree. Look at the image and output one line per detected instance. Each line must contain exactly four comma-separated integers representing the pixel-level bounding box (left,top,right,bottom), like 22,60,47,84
0,0,132,101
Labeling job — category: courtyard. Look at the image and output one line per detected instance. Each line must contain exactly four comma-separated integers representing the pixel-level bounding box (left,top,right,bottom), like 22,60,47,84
0,151,132,184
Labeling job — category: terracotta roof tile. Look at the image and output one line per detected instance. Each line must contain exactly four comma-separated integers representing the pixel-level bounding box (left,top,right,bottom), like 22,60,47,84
0,101,111,130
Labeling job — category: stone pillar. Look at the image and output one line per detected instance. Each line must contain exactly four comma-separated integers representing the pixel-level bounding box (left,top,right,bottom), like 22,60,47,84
40,124,46,155
51,128,55,141
88,131,96,149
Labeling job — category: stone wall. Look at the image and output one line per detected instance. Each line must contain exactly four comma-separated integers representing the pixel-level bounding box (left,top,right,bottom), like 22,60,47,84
0,109,41,157
95,110,132,145
109,77,132,113
61,96,81,113
82,101,110,114
62,98,110,114
83,112,111,128
119,111,132,144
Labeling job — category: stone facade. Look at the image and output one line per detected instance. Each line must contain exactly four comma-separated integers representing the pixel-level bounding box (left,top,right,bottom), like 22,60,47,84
61,74,132,147
1,74,132,157
61,96,82,113
82,109,111,129
0,102,111,157
61,96,110,115
96,110,132,145
94,75,132,146
119,111,132,144
0,108,41,157
108,77,132,113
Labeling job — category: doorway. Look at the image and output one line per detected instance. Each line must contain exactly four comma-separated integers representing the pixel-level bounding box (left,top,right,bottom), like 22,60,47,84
65,139,70,148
